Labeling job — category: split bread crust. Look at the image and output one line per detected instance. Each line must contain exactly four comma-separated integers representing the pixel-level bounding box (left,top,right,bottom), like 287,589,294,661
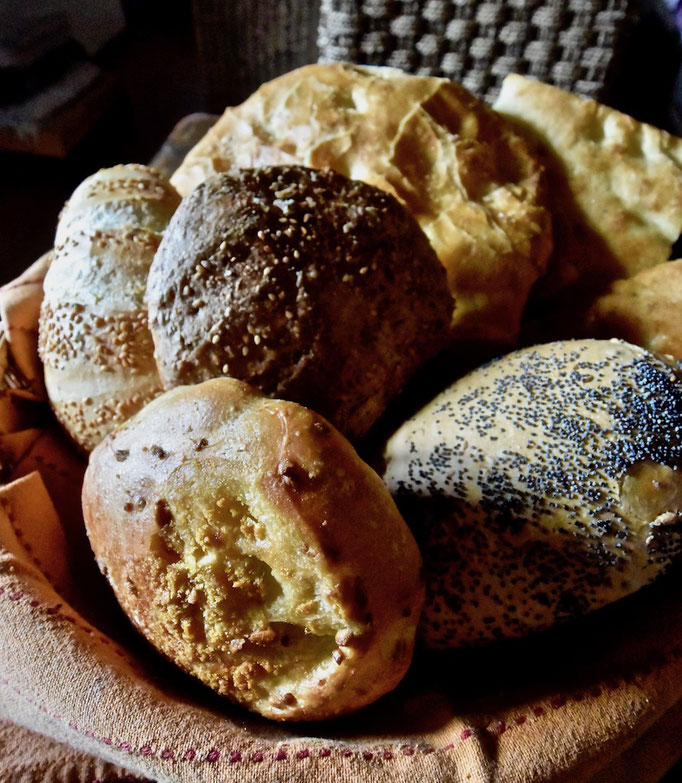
170,63,553,345
82,378,424,721
494,74,682,300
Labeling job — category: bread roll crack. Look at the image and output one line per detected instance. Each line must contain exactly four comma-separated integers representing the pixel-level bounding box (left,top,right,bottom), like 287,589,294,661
170,63,552,345
147,484,354,704
83,378,423,720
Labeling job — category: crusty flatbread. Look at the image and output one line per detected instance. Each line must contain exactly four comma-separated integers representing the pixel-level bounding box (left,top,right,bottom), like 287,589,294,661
584,259,682,363
171,63,552,345
494,74,682,299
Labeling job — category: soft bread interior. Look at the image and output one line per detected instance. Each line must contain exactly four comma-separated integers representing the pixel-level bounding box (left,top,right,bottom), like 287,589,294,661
144,458,362,713
83,378,423,720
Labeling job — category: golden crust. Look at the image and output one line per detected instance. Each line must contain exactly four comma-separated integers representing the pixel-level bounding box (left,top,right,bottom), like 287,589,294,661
494,74,682,298
383,339,682,647
584,260,682,362
170,63,552,345
82,378,423,721
56,163,180,244
147,166,452,441
38,165,180,452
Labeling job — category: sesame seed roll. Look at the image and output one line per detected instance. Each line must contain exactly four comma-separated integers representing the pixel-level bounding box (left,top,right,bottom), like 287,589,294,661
39,164,181,452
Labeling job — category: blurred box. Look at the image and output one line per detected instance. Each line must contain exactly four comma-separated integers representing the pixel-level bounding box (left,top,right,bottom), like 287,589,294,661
0,9,121,157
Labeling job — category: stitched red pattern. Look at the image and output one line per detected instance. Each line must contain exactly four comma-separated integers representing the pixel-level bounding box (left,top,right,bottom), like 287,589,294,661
1,589,142,673
2,585,681,766
0,499,64,593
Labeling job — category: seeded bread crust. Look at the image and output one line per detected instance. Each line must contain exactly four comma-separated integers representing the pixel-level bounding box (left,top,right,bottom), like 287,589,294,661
39,164,181,452
146,165,453,441
56,163,181,244
383,339,682,647
82,378,424,721
170,63,553,345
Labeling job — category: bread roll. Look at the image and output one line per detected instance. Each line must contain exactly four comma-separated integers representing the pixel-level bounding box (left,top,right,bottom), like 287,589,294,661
39,165,181,452
494,74,682,299
170,63,552,345
147,165,453,441
82,378,423,721
383,339,682,647
584,260,682,364
56,163,180,244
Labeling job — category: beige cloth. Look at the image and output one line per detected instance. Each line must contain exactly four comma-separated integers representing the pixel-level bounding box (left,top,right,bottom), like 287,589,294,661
1,258,682,783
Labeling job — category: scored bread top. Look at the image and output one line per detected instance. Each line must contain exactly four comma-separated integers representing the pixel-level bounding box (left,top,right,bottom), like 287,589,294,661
56,163,181,245
39,164,181,452
170,63,552,345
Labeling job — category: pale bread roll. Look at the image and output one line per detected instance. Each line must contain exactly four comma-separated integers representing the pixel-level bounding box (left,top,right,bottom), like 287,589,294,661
170,63,552,345
56,163,180,245
494,74,682,299
383,339,682,647
584,260,682,364
82,378,423,721
39,165,181,452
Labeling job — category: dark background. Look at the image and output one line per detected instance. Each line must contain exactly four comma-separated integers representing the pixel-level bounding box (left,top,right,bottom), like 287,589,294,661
0,0,201,284
1,0,681,286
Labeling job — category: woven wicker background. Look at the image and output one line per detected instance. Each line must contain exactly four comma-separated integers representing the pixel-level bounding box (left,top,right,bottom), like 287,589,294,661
192,0,637,110
318,0,637,103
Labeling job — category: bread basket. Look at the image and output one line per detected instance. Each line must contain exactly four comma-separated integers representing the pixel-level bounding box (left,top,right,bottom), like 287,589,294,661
2,111,682,780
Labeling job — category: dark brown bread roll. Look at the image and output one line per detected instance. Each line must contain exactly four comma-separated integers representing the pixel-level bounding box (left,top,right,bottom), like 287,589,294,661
82,378,424,721
146,165,453,441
